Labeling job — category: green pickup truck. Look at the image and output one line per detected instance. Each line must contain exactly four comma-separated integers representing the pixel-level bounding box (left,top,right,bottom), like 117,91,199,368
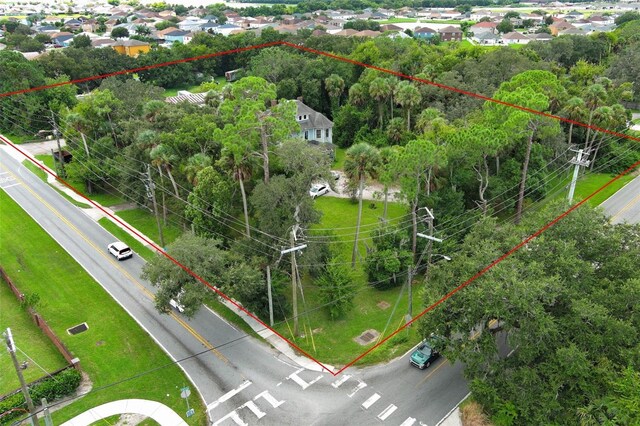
410,336,443,369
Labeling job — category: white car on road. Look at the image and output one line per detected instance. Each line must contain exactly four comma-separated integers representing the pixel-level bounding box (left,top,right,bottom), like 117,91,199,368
107,241,132,260
309,183,330,198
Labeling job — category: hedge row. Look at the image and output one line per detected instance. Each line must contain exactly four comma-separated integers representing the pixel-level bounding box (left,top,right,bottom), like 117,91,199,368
0,368,81,425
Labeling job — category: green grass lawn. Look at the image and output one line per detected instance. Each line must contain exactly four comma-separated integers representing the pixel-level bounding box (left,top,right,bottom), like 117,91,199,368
115,208,183,248
271,196,424,366
545,171,637,207
0,133,31,144
22,159,92,209
33,154,126,207
333,147,346,170
0,191,206,425
0,281,69,395
377,18,417,23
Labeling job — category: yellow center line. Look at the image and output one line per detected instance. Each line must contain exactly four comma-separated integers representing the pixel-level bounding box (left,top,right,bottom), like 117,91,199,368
610,191,640,222
416,359,449,388
1,162,228,363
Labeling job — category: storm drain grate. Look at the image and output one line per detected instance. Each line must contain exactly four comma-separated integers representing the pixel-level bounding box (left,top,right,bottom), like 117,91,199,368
67,322,88,335
354,329,380,346
377,301,391,310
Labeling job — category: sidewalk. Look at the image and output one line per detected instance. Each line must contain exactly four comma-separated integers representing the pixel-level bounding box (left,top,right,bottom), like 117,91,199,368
2,139,325,372
60,399,187,426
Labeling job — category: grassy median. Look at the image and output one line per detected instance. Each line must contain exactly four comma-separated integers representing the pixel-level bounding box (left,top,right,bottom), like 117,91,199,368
0,191,207,425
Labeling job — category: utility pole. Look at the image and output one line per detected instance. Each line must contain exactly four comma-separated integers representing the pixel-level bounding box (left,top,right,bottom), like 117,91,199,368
409,208,444,323
50,110,65,178
266,265,273,327
41,399,53,426
4,328,39,426
567,149,591,205
145,164,165,248
280,230,306,337
290,229,298,337
79,132,93,194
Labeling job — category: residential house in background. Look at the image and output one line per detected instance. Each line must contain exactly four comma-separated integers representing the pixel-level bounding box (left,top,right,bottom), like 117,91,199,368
549,20,574,36
112,39,150,57
294,99,333,144
501,31,531,44
413,26,437,40
164,29,191,43
469,21,498,35
438,26,463,41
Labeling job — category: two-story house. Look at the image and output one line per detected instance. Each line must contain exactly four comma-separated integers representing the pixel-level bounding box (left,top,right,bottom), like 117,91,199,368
294,99,333,144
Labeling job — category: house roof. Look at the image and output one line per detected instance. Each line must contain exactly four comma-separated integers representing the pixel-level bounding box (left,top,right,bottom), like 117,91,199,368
380,24,403,32
112,39,150,47
502,31,530,40
334,28,358,36
156,26,179,37
295,100,333,131
533,32,552,39
470,21,498,28
415,26,437,33
354,30,381,37
439,25,463,33
165,29,189,37
166,91,206,105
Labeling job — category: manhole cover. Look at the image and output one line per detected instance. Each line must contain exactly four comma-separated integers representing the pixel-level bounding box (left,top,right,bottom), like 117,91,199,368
67,323,88,335
377,301,390,310
354,329,380,346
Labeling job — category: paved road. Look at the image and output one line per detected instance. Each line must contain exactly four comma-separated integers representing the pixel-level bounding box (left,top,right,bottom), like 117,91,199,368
600,175,640,224
1,144,468,426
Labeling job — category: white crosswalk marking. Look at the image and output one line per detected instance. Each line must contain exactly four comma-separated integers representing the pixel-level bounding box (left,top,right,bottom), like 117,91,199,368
377,404,398,421
254,390,285,408
331,374,352,388
212,410,247,426
361,393,381,409
207,380,252,412
347,379,367,398
399,418,417,426
239,401,266,419
287,368,323,390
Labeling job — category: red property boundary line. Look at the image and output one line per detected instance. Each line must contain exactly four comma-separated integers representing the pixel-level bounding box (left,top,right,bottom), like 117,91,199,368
2,42,639,376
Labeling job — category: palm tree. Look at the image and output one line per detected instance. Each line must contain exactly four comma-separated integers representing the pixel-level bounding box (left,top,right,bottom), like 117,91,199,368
588,105,616,170
395,81,422,130
379,146,399,220
415,107,444,135
324,73,345,109
344,143,381,268
560,97,586,147
583,84,607,150
149,144,181,198
182,153,212,186
369,77,391,129
348,82,367,106
221,139,256,238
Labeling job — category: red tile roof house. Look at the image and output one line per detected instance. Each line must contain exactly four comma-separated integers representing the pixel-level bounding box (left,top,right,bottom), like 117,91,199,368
470,21,498,35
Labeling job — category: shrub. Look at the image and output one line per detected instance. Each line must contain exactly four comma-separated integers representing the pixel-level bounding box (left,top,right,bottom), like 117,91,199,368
0,368,82,425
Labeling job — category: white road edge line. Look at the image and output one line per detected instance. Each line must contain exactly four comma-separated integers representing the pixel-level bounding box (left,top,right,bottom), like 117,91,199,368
434,392,471,426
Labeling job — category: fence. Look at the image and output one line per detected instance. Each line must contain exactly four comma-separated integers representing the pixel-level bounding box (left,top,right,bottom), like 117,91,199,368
0,266,80,369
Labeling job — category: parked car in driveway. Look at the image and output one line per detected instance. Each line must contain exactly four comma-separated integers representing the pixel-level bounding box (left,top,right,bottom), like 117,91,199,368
410,336,442,369
309,183,330,198
107,241,132,260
